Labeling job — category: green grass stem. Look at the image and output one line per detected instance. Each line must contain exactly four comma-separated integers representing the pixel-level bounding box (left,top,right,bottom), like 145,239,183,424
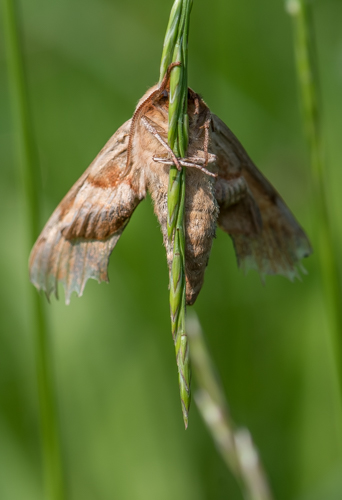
2,0,67,498
160,0,192,428
286,0,342,410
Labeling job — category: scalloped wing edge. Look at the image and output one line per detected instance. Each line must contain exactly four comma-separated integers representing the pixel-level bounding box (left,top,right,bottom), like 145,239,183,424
29,217,126,305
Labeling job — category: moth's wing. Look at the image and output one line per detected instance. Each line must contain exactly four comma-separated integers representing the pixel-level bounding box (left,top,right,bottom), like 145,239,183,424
211,113,312,280
29,119,147,303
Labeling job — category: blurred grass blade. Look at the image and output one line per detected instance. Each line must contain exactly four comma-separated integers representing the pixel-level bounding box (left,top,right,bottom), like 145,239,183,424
2,0,67,498
187,313,274,500
286,0,342,407
160,0,192,428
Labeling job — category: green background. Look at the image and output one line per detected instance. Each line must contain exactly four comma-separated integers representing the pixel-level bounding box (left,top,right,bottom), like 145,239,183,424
1,0,342,498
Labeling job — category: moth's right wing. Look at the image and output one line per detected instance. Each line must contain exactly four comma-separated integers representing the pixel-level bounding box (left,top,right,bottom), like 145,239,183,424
29,119,147,303
211,113,312,280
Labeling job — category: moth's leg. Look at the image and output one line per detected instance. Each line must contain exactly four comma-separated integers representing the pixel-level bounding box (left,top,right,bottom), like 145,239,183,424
141,116,182,171
194,96,200,115
200,108,212,167
215,176,248,207
179,160,217,177
185,154,217,165
153,154,216,166
188,89,212,166
153,155,217,178
188,88,200,115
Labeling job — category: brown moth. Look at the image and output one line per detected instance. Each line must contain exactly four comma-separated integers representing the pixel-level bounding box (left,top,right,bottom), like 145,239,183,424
29,75,312,305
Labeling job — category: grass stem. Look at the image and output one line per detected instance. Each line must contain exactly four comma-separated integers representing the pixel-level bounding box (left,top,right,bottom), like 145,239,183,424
2,0,67,498
160,0,193,428
286,0,342,410
187,314,274,500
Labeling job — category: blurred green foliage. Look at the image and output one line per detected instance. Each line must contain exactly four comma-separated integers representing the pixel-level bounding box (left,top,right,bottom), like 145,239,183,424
1,0,342,499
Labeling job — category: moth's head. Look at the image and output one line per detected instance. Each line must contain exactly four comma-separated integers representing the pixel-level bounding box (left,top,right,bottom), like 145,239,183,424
135,84,170,116
137,85,159,108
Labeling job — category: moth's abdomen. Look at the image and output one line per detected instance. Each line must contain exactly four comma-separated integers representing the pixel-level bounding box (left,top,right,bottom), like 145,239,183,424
147,165,218,306
184,206,217,305
215,176,247,208
184,169,218,305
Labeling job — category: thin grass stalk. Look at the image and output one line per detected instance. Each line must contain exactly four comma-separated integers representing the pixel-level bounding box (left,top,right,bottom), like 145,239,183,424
2,0,66,498
160,0,192,428
187,314,274,500
286,0,342,404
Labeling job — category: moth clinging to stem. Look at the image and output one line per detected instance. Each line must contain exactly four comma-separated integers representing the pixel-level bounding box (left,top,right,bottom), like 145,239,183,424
29,64,312,305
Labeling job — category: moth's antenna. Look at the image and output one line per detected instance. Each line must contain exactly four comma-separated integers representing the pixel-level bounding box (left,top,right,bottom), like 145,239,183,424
123,89,160,178
123,62,181,178
158,61,181,92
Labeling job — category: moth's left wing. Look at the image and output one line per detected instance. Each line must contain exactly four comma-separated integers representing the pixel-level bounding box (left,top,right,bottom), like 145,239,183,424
30,119,146,303
211,113,312,280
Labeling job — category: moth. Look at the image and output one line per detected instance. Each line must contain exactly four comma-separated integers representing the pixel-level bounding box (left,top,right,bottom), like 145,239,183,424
29,69,312,305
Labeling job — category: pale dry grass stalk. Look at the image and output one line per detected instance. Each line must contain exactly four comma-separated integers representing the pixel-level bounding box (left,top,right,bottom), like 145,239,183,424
187,313,274,500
